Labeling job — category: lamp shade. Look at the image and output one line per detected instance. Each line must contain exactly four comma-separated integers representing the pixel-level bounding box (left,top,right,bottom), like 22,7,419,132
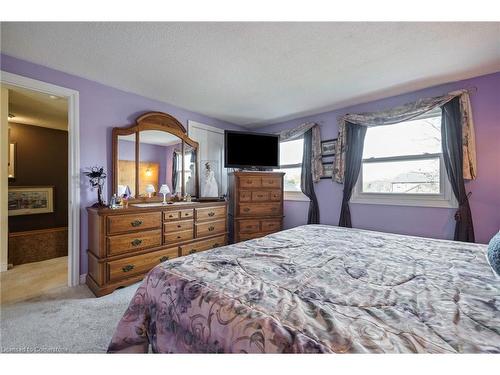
159,184,171,195
145,184,156,193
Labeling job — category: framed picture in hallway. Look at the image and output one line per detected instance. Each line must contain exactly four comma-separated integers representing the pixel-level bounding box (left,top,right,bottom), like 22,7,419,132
8,186,54,216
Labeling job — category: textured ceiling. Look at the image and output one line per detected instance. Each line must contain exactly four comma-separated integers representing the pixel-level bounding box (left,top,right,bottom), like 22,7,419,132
1,22,499,127
5,84,68,130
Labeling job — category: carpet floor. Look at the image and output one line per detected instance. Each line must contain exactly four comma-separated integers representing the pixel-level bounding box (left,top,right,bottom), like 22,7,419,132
0,283,138,353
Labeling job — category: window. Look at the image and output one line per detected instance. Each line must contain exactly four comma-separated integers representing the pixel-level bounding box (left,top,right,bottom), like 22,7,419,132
352,109,457,208
275,138,308,201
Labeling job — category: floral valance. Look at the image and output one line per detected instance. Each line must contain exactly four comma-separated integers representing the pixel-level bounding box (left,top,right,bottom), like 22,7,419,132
333,90,477,183
277,122,323,182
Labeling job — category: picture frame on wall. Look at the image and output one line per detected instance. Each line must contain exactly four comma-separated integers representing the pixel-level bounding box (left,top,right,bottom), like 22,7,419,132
321,138,337,157
321,162,334,179
8,186,54,216
8,143,16,179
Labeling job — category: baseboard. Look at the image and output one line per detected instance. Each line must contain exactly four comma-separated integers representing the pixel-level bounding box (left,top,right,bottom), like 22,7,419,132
79,273,87,284
0,263,8,272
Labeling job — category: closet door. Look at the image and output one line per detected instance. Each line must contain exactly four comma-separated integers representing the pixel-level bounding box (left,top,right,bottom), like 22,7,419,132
188,121,227,197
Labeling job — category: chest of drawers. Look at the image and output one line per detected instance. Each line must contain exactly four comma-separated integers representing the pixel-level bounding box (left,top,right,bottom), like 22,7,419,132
228,171,285,243
86,201,227,296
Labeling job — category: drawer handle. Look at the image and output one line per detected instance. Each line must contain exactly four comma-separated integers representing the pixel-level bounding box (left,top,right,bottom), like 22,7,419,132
122,264,134,272
168,214,175,218
177,235,182,239
159,256,169,262
243,208,250,212
208,212,215,217
208,226,215,232
246,180,253,184
177,224,182,228
131,239,142,247
246,225,253,228
212,243,219,248
189,249,197,254
184,212,190,216
131,220,143,227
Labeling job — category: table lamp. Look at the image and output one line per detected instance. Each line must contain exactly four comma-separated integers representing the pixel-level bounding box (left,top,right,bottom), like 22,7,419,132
145,184,156,198
159,184,171,204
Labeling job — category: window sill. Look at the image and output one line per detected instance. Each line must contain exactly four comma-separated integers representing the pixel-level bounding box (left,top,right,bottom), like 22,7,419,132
284,191,310,202
351,193,458,209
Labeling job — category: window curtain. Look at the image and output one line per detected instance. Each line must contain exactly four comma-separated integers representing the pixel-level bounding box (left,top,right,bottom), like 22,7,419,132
301,129,320,224
277,122,323,182
338,123,367,227
172,151,179,193
441,97,475,242
333,90,477,183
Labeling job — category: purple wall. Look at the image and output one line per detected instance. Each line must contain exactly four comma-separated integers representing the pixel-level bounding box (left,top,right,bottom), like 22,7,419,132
1,54,242,275
258,72,500,244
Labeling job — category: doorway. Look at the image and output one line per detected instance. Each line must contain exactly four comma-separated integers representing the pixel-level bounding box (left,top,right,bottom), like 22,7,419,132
0,72,80,303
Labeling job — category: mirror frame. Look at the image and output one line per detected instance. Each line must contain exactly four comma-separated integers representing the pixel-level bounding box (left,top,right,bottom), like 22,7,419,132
112,111,199,201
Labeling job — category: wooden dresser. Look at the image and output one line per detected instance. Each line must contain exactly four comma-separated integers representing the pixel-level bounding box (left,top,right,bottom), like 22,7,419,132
86,201,227,296
228,171,285,243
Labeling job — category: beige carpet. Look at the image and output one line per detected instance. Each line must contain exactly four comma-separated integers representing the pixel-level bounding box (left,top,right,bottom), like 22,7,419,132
0,283,138,353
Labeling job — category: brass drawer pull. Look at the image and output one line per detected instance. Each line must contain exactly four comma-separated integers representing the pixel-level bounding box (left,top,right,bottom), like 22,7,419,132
177,224,182,228
257,195,264,198
184,212,190,216
131,239,142,247
212,243,219,248
176,235,182,239
168,214,175,218
246,180,253,184
122,264,134,272
208,211,215,217
208,226,215,232
159,256,169,262
243,208,250,212
189,249,196,254
131,220,143,227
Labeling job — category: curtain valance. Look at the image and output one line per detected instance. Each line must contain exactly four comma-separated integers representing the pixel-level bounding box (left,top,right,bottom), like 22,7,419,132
333,90,477,183
277,122,323,182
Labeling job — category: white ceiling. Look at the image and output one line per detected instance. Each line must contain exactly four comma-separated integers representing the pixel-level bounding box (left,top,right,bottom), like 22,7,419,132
5,84,68,130
1,22,499,127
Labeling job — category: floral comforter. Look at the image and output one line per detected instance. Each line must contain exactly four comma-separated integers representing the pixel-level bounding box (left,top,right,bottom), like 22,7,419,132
108,225,500,353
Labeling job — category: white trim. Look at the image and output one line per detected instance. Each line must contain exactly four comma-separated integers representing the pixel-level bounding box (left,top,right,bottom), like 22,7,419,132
284,191,310,202
80,273,87,284
0,71,80,287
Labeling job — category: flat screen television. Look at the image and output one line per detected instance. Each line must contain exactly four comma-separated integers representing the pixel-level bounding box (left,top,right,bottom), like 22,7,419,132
224,130,280,169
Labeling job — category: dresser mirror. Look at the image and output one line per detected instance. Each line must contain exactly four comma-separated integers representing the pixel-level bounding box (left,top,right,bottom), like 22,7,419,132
112,112,199,201
116,133,137,198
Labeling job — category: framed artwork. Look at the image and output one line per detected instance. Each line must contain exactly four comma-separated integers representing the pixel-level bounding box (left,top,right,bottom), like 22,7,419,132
321,162,334,179
8,186,54,216
8,143,16,179
321,138,337,157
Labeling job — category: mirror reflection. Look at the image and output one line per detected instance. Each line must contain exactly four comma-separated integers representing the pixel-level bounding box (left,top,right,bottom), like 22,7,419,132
138,130,181,198
117,134,136,198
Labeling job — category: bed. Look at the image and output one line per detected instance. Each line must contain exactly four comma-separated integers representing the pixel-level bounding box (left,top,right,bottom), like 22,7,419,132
107,225,500,353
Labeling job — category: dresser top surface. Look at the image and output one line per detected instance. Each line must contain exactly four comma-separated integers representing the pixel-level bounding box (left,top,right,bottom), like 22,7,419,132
87,200,227,216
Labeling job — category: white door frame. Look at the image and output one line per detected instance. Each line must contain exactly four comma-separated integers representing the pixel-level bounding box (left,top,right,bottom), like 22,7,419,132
0,71,80,287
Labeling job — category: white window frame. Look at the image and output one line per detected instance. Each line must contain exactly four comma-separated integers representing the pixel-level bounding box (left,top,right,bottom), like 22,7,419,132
278,138,309,202
351,112,458,209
